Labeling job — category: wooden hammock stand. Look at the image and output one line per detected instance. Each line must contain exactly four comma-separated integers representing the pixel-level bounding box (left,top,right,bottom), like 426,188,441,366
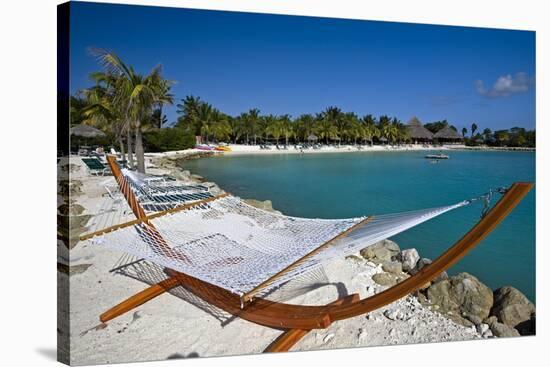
95,155,533,352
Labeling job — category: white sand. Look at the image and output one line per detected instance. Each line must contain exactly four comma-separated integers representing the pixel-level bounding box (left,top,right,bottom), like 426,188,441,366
225,143,454,155
142,143,459,159
64,155,480,366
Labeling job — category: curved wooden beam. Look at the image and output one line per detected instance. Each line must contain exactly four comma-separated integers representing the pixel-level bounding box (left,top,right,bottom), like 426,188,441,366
264,293,360,353
100,277,180,323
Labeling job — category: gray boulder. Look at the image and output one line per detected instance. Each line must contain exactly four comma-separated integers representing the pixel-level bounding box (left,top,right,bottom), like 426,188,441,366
372,272,409,287
426,272,493,325
409,257,431,275
243,199,281,214
490,322,521,338
491,286,535,329
516,315,536,336
360,239,401,264
400,248,420,272
381,261,403,274
372,273,397,286
410,257,448,283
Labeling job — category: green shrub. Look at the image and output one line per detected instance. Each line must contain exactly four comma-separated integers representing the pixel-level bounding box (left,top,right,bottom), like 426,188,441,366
144,127,196,152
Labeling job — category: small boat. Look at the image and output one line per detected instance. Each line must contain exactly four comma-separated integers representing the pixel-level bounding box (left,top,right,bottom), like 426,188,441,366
195,144,214,151
425,153,449,160
214,146,232,152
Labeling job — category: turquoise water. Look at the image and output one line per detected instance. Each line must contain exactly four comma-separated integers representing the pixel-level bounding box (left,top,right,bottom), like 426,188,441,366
182,151,536,302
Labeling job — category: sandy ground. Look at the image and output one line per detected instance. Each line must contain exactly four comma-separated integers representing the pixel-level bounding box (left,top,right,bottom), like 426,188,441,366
225,143,451,155
64,154,481,366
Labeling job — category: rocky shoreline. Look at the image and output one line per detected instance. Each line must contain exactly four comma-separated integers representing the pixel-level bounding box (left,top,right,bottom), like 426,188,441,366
448,146,535,152
151,152,536,339
356,240,535,338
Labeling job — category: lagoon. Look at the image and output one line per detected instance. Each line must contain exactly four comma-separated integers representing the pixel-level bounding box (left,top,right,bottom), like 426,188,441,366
182,150,536,302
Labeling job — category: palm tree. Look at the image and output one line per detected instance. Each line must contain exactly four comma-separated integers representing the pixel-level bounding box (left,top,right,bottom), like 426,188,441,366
266,117,283,145
247,108,261,145
323,106,345,143
462,127,468,137
294,114,315,142
227,116,244,143
361,115,378,145
381,122,399,144
80,74,129,162
176,95,202,133
91,48,173,173
279,114,294,146
195,102,215,143
471,122,478,137
315,112,338,144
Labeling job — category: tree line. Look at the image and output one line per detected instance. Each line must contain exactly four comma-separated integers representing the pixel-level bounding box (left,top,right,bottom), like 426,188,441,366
72,50,535,174
174,96,411,146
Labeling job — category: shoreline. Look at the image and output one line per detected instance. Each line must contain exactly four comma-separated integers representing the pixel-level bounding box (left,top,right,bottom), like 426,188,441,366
144,144,535,162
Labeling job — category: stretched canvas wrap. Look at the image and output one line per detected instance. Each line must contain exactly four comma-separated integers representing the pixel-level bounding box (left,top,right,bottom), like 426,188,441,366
57,1,536,365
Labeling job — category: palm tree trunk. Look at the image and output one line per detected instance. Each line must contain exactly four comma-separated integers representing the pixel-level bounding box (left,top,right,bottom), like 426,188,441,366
135,123,146,173
126,127,134,169
118,136,126,162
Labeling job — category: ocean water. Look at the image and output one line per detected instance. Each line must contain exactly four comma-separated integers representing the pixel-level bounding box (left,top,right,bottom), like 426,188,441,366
182,151,536,302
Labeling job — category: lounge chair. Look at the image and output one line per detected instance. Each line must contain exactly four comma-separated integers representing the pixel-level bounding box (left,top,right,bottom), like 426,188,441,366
81,157,111,176
81,155,533,352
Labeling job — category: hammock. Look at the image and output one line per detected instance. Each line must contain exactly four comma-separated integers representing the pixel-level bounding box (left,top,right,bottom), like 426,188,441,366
87,166,468,302
82,156,533,352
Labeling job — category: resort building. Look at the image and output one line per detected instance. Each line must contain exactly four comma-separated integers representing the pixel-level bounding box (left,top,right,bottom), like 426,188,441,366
434,125,464,144
407,117,434,143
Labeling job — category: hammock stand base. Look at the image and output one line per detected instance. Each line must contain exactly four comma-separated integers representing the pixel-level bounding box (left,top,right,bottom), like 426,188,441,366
96,155,533,353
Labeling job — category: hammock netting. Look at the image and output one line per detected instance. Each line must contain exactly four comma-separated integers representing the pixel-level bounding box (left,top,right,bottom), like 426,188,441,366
88,168,470,300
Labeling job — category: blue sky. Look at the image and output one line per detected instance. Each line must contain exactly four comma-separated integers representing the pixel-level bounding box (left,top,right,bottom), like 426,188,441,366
70,1,536,131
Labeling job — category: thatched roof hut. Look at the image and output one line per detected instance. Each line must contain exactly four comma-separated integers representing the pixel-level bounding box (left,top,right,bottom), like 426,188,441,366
407,117,433,141
434,126,463,142
70,124,106,138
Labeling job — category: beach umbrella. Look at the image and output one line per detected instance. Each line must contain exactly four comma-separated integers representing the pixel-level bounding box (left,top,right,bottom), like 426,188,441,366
70,124,106,138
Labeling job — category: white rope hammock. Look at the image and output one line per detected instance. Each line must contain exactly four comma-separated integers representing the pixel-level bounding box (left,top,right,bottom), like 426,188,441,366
88,169,471,300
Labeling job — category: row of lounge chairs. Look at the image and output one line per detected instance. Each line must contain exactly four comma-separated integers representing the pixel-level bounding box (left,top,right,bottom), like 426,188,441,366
259,144,291,150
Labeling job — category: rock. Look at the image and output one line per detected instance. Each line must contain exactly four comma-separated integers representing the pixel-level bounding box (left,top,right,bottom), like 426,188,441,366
491,286,535,329
426,272,493,325
360,239,401,264
381,261,403,274
409,258,447,282
168,169,191,181
515,315,536,336
476,323,490,335
489,322,521,338
400,248,420,272
372,273,397,286
57,203,85,216
243,199,281,214
57,262,92,276
483,329,493,338
484,316,498,326
383,309,401,321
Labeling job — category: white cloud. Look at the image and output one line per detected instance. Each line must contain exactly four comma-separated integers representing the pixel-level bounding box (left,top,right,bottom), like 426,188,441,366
476,72,532,97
